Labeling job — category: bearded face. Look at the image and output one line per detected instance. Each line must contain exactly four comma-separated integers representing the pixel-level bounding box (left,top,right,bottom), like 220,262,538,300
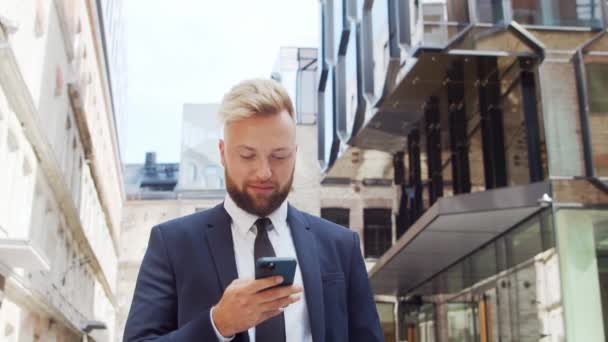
219,110,297,217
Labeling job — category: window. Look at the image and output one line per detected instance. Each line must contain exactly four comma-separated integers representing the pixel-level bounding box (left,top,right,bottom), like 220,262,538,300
476,0,504,23
376,301,396,342
364,208,392,258
585,63,608,176
321,207,350,228
512,0,602,28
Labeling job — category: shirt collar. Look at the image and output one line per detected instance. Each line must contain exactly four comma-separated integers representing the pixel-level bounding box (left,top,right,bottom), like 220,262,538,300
224,193,288,236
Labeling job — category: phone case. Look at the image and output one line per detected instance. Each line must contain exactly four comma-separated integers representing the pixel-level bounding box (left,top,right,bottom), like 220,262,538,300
255,257,297,286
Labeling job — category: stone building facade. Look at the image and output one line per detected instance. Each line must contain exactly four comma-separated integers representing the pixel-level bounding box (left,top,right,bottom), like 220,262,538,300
0,0,125,340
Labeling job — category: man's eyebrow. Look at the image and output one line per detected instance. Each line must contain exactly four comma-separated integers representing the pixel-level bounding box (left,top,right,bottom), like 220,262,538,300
236,145,256,151
271,147,292,152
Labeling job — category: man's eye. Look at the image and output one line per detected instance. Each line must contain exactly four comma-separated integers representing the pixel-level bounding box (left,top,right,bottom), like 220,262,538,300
240,155,255,160
272,154,289,160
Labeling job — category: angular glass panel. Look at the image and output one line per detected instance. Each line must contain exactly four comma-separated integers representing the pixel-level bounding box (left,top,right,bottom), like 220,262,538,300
339,22,364,141
506,215,542,267
477,0,505,23
318,68,338,170
296,48,318,125
512,0,602,28
411,0,469,48
371,0,391,98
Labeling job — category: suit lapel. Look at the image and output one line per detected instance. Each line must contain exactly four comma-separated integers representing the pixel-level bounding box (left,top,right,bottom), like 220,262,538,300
287,205,325,342
204,203,239,291
203,203,250,342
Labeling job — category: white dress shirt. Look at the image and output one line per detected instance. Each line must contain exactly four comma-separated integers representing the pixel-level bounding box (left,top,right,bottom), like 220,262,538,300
210,194,313,342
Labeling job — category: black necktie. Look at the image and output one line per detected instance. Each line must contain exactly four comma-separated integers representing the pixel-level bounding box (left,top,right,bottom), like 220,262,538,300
253,218,286,342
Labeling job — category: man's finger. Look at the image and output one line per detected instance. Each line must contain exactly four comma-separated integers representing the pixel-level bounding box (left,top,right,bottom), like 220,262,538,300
255,285,302,304
259,294,301,312
247,276,284,293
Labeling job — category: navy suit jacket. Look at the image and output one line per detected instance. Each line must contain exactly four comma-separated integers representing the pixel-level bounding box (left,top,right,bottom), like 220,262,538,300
123,203,383,342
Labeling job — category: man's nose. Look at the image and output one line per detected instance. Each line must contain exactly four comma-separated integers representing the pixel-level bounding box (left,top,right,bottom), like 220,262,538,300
254,157,272,180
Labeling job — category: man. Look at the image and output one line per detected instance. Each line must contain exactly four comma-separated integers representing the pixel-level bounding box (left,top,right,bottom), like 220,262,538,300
123,79,383,342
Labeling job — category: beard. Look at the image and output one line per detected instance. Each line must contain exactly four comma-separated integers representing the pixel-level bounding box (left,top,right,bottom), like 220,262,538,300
225,169,294,217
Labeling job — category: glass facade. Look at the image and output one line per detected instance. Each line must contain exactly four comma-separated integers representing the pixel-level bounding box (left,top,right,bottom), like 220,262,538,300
512,0,603,28
410,0,469,48
316,2,608,340
400,210,556,341
338,22,365,142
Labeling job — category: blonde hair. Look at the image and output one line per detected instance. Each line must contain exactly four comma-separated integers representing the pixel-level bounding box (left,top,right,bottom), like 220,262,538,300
218,79,295,124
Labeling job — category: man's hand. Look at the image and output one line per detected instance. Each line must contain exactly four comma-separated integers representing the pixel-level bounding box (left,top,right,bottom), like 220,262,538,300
212,276,303,337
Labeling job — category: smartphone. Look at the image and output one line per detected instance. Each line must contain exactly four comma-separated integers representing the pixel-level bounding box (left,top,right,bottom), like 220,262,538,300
255,257,297,286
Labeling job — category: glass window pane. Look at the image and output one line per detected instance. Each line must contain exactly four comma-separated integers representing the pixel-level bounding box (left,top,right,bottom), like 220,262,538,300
594,218,608,336
376,302,396,342
447,302,478,342
477,0,504,23
585,63,608,176
321,207,350,227
506,216,542,267
364,208,392,258
512,0,602,28
472,242,498,284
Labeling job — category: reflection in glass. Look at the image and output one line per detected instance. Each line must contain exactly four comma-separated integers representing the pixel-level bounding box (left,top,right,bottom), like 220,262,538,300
595,219,608,340
585,63,608,177
377,301,396,342
407,210,555,341
447,302,478,342
477,0,504,23
403,302,436,342
417,304,436,342
512,0,602,28
371,0,390,99
411,0,469,48
339,22,364,141
507,215,542,266
318,68,338,170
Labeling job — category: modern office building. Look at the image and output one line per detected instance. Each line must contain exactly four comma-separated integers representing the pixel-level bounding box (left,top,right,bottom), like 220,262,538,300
272,47,398,253
317,0,608,341
177,103,225,192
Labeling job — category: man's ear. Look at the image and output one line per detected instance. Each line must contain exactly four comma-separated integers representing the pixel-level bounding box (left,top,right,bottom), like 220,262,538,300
219,139,226,167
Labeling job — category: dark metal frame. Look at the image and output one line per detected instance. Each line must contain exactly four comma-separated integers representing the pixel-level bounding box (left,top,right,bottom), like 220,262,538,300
408,129,424,222
573,50,596,178
447,61,471,194
478,57,507,189
425,96,443,204
519,58,544,183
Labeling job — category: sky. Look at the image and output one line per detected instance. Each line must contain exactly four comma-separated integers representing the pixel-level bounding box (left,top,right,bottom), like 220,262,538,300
123,0,319,164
